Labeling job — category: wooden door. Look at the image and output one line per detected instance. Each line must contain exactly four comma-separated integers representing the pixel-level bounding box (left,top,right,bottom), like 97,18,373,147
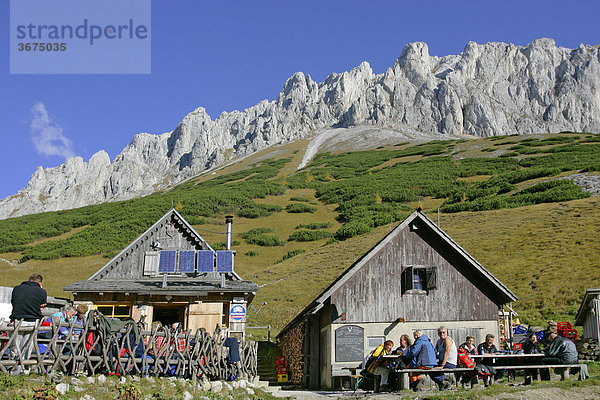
188,302,223,334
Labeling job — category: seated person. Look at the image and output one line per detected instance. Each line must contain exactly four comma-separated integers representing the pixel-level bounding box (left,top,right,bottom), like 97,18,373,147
393,334,413,369
71,304,88,340
364,340,394,391
146,321,168,357
477,333,501,385
544,332,578,364
408,330,438,392
523,333,547,384
47,306,77,340
457,335,478,386
458,335,478,355
434,326,456,391
477,333,499,355
394,333,413,356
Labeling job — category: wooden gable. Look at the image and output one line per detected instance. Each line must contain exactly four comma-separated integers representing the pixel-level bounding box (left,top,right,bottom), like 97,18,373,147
90,209,213,281
280,210,518,335
329,216,499,322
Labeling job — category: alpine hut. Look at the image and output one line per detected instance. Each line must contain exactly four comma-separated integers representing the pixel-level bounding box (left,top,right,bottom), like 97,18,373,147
64,209,258,340
575,288,600,342
278,210,518,388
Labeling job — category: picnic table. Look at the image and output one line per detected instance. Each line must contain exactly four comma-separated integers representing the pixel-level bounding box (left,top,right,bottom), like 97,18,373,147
471,353,545,364
345,353,587,392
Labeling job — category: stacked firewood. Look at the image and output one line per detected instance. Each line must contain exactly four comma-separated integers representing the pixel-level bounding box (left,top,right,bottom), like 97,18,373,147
576,340,600,361
278,320,305,384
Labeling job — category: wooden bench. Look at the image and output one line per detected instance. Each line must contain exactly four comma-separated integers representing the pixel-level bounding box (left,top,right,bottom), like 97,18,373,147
332,364,363,390
395,367,475,390
498,363,588,381
396,363,588,390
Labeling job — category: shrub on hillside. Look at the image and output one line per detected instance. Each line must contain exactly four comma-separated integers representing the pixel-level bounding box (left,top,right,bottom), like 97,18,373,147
289,196,310,202
286,203,317,213
334,220,373,240
211,240,241,250
440,179,590,213
240,228,284,246
275,249,306,263
288,230,332,242
295,222,332,230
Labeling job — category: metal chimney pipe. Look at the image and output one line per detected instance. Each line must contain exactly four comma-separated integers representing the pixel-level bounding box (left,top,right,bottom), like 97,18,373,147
225,215,233,250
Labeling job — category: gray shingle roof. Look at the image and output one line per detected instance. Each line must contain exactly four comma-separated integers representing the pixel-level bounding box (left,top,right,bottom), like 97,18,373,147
65,275,258,295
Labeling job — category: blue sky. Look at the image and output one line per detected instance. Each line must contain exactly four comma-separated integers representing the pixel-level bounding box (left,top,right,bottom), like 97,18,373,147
1,0,599,199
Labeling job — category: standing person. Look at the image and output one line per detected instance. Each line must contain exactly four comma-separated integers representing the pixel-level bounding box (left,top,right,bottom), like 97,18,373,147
408,330,439,391
434,326,457,390
9,274,47,374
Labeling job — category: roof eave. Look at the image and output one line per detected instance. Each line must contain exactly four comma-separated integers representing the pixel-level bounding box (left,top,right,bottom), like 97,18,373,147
575,288,600,325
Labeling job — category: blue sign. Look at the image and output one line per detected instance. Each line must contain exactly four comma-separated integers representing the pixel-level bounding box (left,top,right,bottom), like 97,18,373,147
230,304,246,321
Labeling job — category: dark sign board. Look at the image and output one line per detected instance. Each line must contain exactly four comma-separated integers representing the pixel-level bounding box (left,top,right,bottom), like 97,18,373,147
335,325,364,362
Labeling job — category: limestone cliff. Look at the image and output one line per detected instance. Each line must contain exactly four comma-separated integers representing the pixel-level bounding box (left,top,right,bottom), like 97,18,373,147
1,38,599,219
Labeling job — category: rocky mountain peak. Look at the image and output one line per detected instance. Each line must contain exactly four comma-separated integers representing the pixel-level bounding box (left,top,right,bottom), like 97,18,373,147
1,39,599,219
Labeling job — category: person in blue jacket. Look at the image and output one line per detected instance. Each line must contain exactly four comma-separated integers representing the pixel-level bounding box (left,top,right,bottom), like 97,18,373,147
408,330,450,391
47,306,77,339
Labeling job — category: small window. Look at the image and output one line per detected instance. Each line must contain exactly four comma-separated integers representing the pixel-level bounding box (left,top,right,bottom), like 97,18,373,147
94,304,132,320
222,302,229,326
402,266,437,294
367,336,385,348
97,306,112,315
114,306,131,317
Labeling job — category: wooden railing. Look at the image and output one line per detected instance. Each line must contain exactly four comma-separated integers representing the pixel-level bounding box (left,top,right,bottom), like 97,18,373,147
0,318,257,380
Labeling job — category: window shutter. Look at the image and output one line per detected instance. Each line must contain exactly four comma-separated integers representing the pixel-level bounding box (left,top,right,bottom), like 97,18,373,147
144,251,160,276
425,267,437,290
401,267,413,294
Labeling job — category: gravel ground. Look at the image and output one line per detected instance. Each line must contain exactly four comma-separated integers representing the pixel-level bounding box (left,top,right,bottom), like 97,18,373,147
268,385,600,400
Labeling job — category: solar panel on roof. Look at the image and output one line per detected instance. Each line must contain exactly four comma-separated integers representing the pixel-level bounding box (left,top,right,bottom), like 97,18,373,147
197,250,215,273
178,251,196,273
158,250,176,273
216,250,233,272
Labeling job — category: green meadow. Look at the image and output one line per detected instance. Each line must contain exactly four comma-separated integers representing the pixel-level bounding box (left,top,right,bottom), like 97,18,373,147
1,132,599,336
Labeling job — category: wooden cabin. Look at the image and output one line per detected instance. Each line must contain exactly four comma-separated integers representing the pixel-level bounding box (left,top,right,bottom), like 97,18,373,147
64,209,258,340
278,210,518,388
575,288,600,341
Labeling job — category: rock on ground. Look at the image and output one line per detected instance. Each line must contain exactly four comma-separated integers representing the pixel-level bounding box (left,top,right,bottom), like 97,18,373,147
55,383,69,395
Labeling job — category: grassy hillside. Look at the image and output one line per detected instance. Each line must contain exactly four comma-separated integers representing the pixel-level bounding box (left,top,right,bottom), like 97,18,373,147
1,132,599,338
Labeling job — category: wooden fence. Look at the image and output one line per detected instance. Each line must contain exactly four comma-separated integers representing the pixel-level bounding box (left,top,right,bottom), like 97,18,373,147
0,318,257,380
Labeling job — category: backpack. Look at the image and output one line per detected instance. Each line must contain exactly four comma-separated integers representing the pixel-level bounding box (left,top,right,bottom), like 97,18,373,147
457,347,475,368
85,331,102,356
475,363,495,378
